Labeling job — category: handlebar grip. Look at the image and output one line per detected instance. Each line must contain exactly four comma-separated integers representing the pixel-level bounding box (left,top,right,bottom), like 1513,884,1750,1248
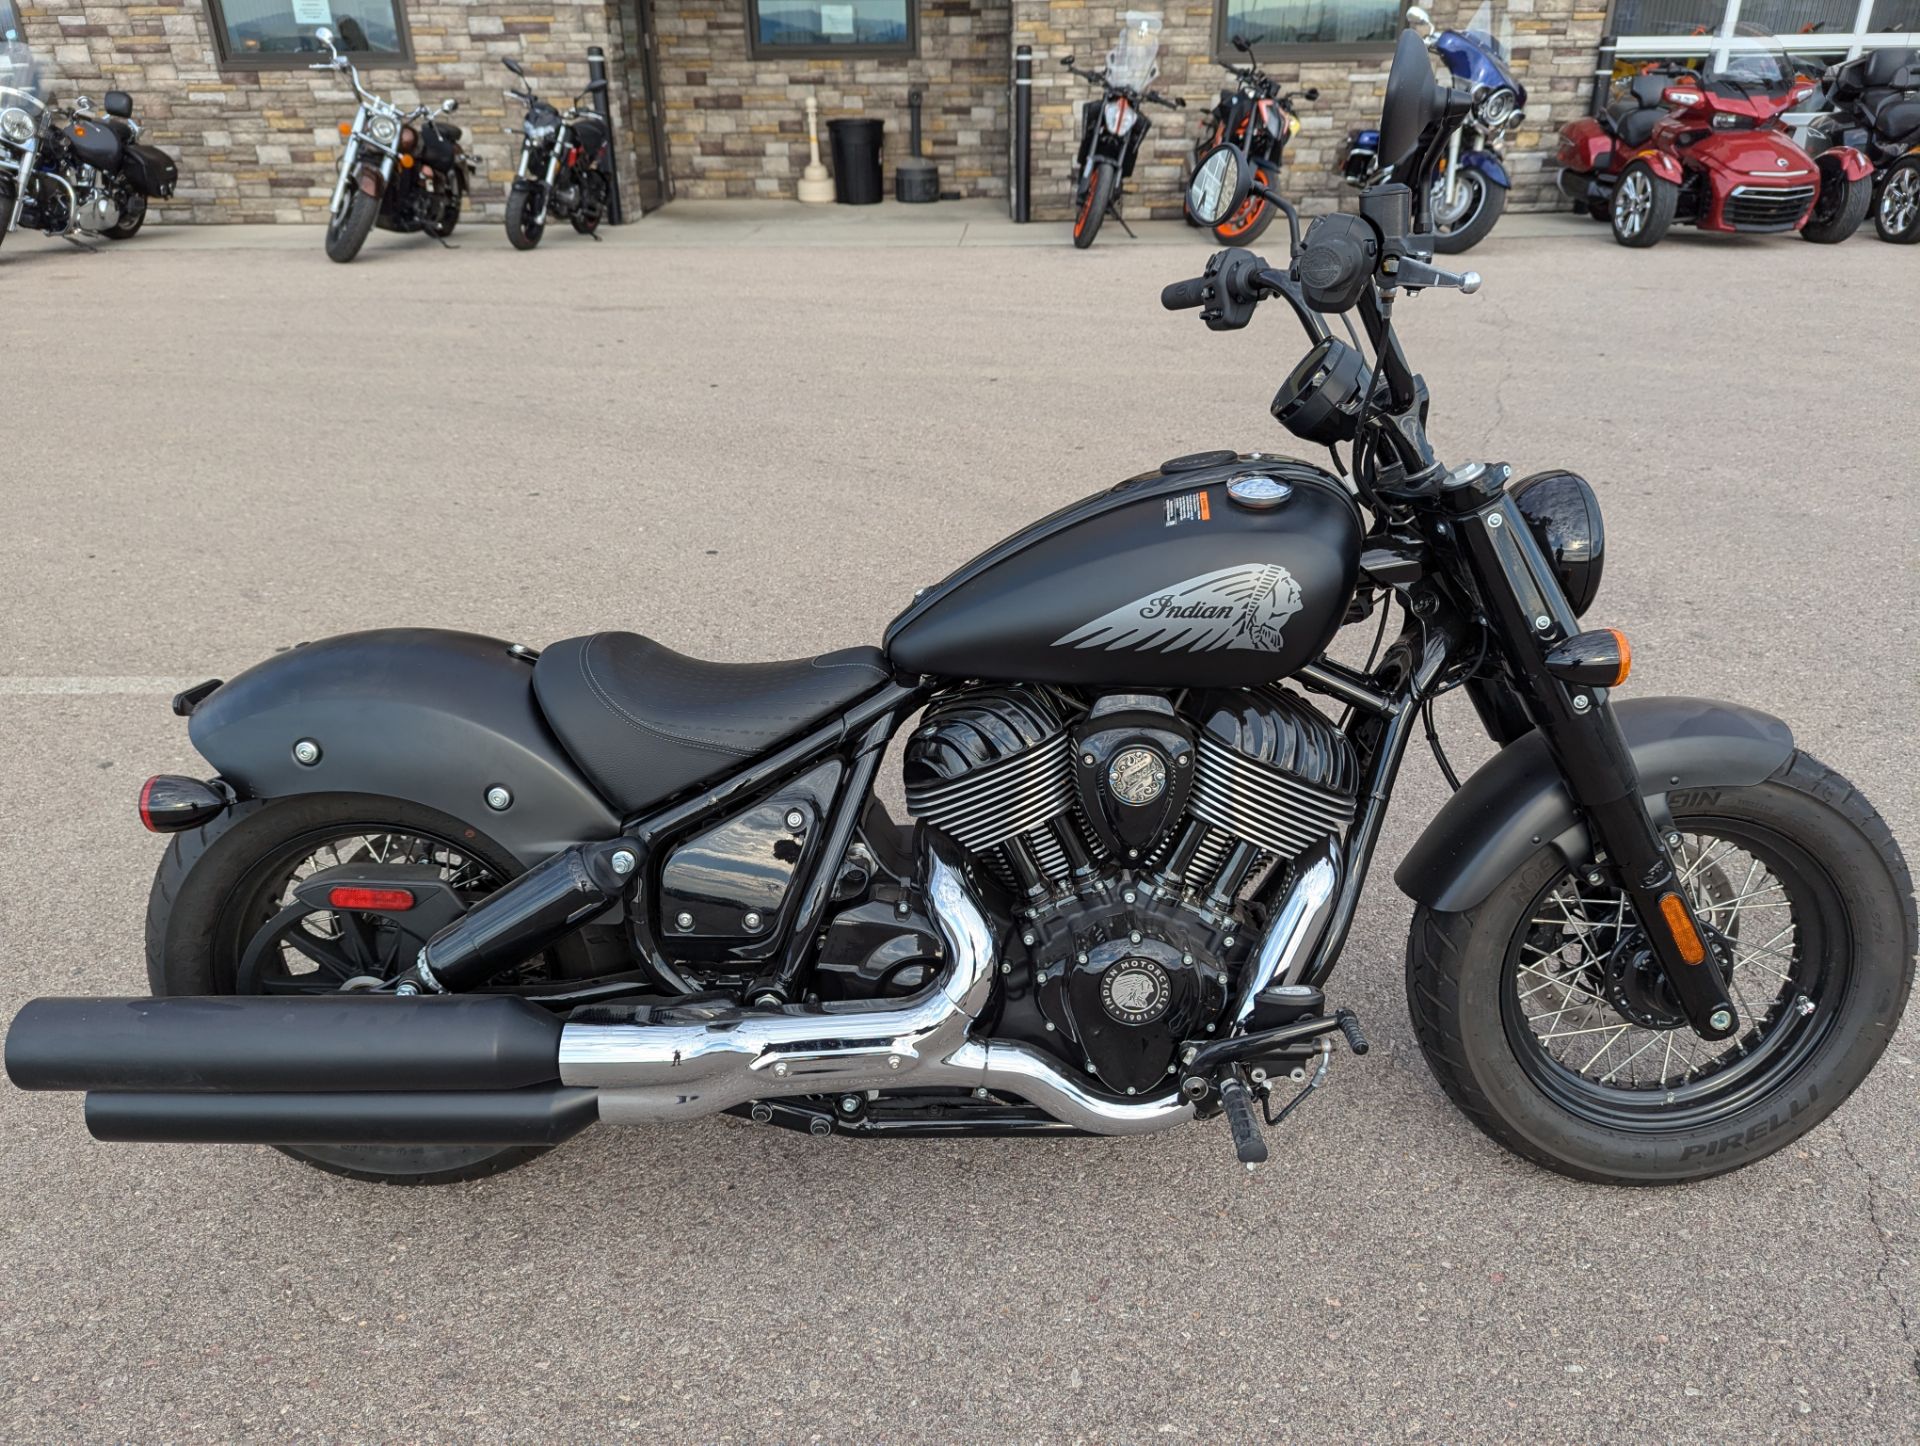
1160,276,1210,311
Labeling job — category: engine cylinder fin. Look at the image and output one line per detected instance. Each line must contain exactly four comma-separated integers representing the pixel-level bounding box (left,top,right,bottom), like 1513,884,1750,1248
905,732,1074,853
1025,824,1072,883
1189,734,1358,861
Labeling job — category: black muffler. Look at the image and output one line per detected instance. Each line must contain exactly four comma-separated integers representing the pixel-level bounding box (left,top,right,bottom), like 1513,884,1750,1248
4,994,595,1147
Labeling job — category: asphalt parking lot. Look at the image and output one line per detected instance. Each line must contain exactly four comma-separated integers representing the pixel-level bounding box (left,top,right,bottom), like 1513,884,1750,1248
2,211,1917,1442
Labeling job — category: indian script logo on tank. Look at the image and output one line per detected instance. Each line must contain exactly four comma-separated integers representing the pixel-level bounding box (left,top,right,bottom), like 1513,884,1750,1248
1053,565,1304,654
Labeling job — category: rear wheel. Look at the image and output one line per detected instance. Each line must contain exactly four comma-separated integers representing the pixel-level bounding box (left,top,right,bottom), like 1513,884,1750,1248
1072,159,1116,249
1611,163,1675,247
103,192,147,239
1212,162,1277,245
1873,157,1920,243
425,172,462,238
325,188,378,264
1406,752,1915,1185
1802,164,1871,244
505,186,545,250
1430,167,1506,254
146,793,603,1185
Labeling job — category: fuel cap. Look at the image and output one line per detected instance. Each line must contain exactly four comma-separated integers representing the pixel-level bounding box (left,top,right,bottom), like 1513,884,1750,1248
1225,474,1293,510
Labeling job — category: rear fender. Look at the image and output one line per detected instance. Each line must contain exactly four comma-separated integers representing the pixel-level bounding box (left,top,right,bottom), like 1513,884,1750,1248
187,629,620,866
1457,148,1511,188
1394,696,1795,913
1556,117,1611,173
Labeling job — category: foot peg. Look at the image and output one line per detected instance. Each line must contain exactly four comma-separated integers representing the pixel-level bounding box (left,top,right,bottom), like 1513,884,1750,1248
1336,1008,1369,1055
1217,1071,1269,1170
1211,1006,1369,1170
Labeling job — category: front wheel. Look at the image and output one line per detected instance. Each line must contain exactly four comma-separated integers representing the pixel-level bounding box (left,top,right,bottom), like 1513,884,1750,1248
146,792,606,1185
1801,165,1871,244
325,188,379,264
1610,163,1675,247
1406,752,1915,1185
505,186,545,250
1430,167,1506,254
103,191,147,239
1072,159,1116,249
1873,156,1920,243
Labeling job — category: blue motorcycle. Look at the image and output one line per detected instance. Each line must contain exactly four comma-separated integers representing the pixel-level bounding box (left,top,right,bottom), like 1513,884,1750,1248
1340,5,1525,253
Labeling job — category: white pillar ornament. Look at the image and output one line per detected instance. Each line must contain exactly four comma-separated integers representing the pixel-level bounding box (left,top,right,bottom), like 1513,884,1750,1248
797,93,835,204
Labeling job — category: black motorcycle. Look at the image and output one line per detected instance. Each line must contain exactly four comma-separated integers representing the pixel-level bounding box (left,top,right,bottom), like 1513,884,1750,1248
501,57,613,250
1798,46,1920,243
310,26,471,264
0,39,175,251
1186,34,1315,247
7,24,1914,1194
1063,48,1184,248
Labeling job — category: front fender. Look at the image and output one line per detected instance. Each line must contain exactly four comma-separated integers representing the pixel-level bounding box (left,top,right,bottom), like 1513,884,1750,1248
1457,148,1510,189
1627,148,1685,187
1821,145,1873,182
1394,696,1795,913
188,629,620,866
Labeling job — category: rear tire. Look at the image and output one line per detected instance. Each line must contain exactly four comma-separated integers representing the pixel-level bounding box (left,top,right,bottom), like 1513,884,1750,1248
1801,165,1871,244
505,186,545,250
1431,168,1506,253
145,793,597,1185
1610,163,1675,247
103,192,147,240
325,188,378,264
1405,752,1915,1185
1873,156,1920,243
1072,159,1116,249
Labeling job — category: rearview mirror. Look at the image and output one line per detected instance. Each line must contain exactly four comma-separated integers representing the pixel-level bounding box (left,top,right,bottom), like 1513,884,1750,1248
1377,25,1444,175
1186,145,1247,227
503,57,525,77
315,26,333,45
442,97,459,112
1232,34,1250,53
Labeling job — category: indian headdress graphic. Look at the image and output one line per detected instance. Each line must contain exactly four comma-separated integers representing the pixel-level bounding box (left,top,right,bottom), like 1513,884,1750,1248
1052,565,1304,654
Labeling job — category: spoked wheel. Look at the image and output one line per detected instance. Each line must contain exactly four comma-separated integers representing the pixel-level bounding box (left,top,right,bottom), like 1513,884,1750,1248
1407,752,1915,1184
1428,167,1506,254
148,793,602,1185
1874,157,1920,243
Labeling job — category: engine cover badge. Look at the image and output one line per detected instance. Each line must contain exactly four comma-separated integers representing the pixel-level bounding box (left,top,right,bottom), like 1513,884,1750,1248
1101,957,1172,1024
1106,747,1167,806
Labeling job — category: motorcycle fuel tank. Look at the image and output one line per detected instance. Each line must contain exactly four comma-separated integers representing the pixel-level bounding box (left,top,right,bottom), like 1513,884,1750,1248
886,453,1361,690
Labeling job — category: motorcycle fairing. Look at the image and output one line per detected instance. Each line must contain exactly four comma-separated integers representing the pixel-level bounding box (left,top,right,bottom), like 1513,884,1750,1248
188,629,620,865
1433,28,1525,107
1394,695,1794,912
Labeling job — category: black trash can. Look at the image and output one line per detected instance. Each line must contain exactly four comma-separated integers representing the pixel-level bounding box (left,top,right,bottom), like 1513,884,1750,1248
827,118,885,205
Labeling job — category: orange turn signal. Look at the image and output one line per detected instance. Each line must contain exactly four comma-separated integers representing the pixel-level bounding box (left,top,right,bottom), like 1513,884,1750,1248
339,121,352,136
398,153,414,169
1657,892,1707,965
1544,627,1632,689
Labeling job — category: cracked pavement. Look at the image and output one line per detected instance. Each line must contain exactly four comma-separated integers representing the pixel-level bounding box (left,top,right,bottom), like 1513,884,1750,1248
0,219,1916,1441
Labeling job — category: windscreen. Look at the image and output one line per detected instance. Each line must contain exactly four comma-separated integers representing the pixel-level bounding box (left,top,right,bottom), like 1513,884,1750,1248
1460,1,1515,59
1706,22,1799,93
1105,12,1163,92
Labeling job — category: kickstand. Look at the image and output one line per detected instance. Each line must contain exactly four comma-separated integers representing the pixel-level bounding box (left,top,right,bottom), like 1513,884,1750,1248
431,235,460,250
1110,205,1137,240
587,228,604,242
62,233,101,254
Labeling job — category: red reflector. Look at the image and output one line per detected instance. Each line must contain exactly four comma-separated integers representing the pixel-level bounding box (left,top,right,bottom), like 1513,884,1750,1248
138,775,161,833
327,887,416,912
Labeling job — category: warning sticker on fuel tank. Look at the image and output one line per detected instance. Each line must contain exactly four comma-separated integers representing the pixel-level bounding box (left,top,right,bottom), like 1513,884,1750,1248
1164,490,1212,527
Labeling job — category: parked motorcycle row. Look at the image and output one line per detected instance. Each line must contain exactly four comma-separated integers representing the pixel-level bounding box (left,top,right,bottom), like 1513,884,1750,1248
0,25,615,263
1067,5,1920,255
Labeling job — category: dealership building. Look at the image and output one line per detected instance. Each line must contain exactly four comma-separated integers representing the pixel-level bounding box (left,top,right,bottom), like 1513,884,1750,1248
7,0,1917,224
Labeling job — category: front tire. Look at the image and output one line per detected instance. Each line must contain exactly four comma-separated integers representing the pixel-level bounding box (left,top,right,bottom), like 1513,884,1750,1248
1873,156,1920,243
325,188,378,264
1801,165,1870,244
1405,752,1914,1185
145,792,598,1185
1212,162,1278,245
1430,168,1506,254
1072,159,1116,249
1610,163,1675,247
505,186,545,250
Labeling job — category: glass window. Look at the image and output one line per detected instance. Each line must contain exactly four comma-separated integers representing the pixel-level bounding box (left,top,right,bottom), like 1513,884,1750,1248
208,0,410,68
1608,0,1729,37
1215,0,1400,55
748,0,916,56
1868,0,1920,28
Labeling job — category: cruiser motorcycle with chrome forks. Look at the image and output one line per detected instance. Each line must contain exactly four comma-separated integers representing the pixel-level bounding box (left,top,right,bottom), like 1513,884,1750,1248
6,16,1912,1190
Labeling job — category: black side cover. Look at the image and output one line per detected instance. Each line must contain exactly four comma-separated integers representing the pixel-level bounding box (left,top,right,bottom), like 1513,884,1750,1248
189,629,620,865
1395,695,1795,912
532,632,891,815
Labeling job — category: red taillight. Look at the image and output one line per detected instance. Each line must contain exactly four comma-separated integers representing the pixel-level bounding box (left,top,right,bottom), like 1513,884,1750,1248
139,774,228,834
327,886,416,912
138,775,161,833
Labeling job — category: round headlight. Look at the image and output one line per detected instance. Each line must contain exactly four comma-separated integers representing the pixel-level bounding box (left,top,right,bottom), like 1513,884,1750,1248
0,106,33,145
1511,470,1606,617
524,119,558,143
1477,87,1518,129
367,113,398,144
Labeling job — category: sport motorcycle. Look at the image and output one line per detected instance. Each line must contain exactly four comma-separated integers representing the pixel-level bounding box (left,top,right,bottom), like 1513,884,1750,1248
1557,26,1872,248
1187,32,1315,247
310,26,472,264
6,16,1913,1191
0,36,176,251
1795,46,1920,243
501,56,613,250
1065,14,1185,249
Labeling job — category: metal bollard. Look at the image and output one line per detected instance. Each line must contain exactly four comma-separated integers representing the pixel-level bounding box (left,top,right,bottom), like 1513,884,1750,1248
1012,44,1032,223
588,45,625,224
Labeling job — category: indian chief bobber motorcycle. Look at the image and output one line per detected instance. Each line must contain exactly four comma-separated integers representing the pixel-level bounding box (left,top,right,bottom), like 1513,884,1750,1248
6,18,1912,1192
1341,5,1523,254
501,57,613,249
311,26,472,264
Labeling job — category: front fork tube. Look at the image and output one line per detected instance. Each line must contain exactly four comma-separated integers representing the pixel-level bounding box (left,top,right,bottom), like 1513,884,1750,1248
1444,128,1461,206
1452,476,1739,1042
536,134,566,226
329,139,358,216
5,139,35,230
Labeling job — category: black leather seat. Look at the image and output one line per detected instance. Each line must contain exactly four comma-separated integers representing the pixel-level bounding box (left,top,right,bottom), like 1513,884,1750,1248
1604,73,1672,148
533,632,892,814
1873,95,1920,144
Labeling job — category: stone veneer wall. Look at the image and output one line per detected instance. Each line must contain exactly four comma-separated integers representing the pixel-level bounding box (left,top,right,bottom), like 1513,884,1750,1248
12,2,644,222
1010,0,1608,223
652,0,1011,199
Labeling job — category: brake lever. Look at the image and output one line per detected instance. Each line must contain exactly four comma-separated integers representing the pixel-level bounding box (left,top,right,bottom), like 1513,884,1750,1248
1387,256,1482,294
